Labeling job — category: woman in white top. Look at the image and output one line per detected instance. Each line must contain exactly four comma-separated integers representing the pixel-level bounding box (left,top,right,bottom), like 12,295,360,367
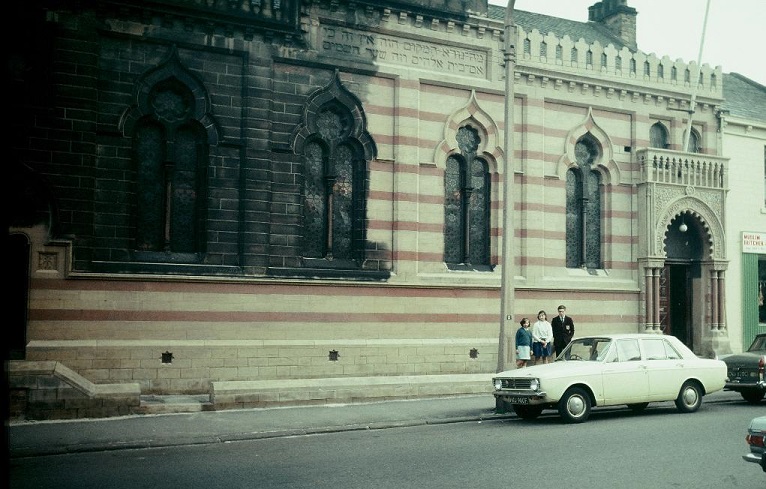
531,310,554,365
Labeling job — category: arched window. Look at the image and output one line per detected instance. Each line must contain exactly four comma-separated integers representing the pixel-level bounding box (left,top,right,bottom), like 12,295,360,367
134,80,208,255
444,125,490,268
650,122,669,149
295,73,376,269
685,128,701,153
566,136,602,269
303,104,367,262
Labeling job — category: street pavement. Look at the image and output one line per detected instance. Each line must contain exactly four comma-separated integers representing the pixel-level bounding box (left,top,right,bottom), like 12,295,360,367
7,390,744,458
7,395,508,458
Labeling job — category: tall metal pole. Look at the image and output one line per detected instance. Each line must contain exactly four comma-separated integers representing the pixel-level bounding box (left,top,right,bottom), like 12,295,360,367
498,0,517,373
683,0,711,152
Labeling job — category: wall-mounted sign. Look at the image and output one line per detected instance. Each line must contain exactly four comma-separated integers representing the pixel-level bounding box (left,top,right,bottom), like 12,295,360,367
742,232,766,254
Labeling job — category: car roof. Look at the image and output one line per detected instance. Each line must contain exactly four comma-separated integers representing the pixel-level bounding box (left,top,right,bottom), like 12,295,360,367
576,334,677,340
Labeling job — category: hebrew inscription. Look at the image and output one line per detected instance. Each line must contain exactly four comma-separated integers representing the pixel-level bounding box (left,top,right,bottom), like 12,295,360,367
320,26,487,79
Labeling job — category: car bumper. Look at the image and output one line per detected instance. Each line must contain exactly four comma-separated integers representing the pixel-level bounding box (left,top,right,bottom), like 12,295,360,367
493,391,549,405
725,380,766,392
743,452,765,471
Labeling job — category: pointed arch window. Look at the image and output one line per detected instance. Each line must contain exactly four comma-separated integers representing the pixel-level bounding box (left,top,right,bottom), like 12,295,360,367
303,104,367,262
650,122,669,149
134,80,207,255
566,136,602,269
445,125,491,268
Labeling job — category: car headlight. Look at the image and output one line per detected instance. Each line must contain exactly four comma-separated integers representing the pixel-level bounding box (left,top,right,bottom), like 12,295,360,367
530,379,540,391
493,378,503,390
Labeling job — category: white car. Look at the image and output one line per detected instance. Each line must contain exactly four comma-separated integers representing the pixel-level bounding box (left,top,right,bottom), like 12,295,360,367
493,333,727,423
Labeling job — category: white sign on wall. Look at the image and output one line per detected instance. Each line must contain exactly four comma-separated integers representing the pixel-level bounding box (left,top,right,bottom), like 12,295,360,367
742,232,766,254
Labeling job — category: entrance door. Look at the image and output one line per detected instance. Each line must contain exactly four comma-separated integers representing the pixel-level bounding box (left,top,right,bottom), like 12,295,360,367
659,264,691,346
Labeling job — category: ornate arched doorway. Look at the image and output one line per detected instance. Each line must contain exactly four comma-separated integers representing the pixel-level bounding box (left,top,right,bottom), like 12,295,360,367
661,211,705,347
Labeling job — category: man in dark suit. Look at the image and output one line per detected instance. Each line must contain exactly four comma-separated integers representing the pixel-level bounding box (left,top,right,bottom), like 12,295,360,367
551,304,575,357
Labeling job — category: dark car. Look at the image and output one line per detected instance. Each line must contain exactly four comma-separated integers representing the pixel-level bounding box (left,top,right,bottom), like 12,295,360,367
722,333,766,404
744,416,766,472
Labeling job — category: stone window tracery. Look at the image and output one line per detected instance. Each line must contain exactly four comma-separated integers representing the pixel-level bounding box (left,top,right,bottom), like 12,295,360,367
566,135,602,269
444,125,490,268
133,80,207,255
303,104,366,262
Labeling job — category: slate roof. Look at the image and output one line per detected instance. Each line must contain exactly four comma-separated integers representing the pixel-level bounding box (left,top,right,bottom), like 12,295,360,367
487,5,629,51
722,73,766,123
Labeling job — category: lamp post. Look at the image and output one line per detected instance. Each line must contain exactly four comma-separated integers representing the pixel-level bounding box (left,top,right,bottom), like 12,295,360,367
683,0,711,153
497,0,517,374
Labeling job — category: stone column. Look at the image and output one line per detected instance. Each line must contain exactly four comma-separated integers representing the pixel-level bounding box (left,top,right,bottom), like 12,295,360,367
710,269,719,331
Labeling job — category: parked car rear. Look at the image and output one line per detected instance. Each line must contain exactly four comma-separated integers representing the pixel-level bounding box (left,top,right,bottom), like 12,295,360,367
744,415,766,473
722,333,766,404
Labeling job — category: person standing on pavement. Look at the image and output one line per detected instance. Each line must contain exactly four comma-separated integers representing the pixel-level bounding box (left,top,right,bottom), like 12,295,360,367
531,310,553,365
515,317,533,368
551,304,575,357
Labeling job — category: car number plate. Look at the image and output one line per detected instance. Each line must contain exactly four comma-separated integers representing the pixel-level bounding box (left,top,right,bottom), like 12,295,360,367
506,396,530,404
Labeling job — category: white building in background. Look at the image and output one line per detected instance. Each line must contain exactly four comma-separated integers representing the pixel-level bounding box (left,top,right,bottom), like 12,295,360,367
721,73,766,350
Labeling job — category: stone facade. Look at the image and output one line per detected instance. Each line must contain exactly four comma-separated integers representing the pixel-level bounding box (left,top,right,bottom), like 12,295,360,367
7,0,744,418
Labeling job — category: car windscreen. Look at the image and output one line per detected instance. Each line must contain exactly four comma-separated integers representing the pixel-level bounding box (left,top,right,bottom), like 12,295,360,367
747,335,766,352
559,337,612,362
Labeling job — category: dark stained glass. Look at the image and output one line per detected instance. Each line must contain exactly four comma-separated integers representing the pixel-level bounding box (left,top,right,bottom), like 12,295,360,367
444,155,464,264
456,125,479,155
332,145,354,259
444,125,491,268
468,158,490,265
135,122,165,251
172,126,201,253
565,169,582,268
585,170,602,269
303,142,326,258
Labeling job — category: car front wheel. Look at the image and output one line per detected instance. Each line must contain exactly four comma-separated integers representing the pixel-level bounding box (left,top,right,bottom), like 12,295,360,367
740,391,765,404
674,381,702,413
512,404,543,420
558,387,591,423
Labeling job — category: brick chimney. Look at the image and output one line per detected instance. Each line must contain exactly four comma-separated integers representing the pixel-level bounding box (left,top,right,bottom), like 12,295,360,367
588,0,637,51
